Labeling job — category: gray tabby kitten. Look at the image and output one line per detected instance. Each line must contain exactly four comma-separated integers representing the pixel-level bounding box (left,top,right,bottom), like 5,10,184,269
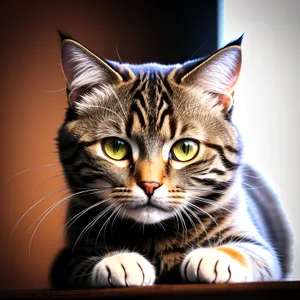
50,33,293,289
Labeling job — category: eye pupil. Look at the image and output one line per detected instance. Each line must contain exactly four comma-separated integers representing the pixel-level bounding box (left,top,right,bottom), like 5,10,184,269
182,142,190,155
114,141,121,153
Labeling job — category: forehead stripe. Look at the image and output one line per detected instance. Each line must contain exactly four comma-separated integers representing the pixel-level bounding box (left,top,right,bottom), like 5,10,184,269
158,105,173,129
134,90,147,110
169,117,177,139
157,91,174,128
158,73,174,96
126,100,146,138
129,77,141,93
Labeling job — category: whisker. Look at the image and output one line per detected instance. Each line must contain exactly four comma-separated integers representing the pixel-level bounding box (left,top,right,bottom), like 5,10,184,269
120,207,127,222
180,207,199,240
28,189,101,258
45,87,66,93
132,222,146,233
175,209,187,244
58,194,113,237
9,187,69,240
188,194,233,213
186,202,220,245
187,201,220,228
242,182,268,190
183,205,210,246
110,205,124,236
83,203,117,252
189,40,208,60
241,170,262,179
115,41,123,64
71,203,115,254
5,163,61,184
156,220,166,232
98,205,121,249
27,188,111,235
34,173,65,194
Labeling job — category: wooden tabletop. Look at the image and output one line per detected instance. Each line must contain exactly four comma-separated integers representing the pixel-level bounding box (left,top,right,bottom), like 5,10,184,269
1,281,300,299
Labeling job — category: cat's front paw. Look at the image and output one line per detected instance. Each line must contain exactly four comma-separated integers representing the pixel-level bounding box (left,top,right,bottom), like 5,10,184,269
181,247,253,283
91,252,156,287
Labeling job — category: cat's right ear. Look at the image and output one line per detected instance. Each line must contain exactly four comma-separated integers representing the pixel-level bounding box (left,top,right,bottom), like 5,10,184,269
60,38,123,105
173,36,243,116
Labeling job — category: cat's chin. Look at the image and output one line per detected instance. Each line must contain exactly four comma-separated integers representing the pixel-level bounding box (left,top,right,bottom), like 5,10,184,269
124,206,175,224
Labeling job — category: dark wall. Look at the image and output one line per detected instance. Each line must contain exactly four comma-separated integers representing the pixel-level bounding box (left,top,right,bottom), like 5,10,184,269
0,0,220,291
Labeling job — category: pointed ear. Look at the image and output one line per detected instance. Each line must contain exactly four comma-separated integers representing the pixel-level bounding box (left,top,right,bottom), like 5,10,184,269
177,45,242,113
60,39,123,104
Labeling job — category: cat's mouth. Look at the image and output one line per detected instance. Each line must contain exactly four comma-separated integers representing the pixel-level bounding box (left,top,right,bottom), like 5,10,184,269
123,198,176,224
129,198,173,213
140,201,172,213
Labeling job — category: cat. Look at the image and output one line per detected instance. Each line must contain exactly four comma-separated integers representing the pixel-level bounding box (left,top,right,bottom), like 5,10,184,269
50,32,293,289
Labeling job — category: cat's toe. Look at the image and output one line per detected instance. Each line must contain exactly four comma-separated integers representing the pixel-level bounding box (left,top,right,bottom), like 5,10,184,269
181,248,252,283
91,252,155,287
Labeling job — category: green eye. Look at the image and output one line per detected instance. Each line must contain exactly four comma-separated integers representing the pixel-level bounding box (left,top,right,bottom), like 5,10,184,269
102,138,130,160
171,139,199,162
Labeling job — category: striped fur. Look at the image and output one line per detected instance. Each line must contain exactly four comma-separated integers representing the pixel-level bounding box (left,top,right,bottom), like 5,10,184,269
50,34,293,289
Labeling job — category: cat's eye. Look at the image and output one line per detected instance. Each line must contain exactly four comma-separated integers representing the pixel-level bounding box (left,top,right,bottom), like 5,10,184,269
170,139,199,162
102,138,130,161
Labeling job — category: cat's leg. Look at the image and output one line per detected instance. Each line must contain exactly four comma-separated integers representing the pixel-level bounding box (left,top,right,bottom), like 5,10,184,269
180,242,281,283
50,248,156,289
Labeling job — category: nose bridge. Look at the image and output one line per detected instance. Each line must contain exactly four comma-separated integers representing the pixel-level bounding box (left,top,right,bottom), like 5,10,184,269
135,159,166,184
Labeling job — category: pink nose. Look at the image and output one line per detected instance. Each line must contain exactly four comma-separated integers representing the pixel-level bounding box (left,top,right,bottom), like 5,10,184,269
138,181,161,197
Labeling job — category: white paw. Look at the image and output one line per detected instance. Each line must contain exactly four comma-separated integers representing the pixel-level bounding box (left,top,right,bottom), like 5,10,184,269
91,252,156,287
181,248,253,283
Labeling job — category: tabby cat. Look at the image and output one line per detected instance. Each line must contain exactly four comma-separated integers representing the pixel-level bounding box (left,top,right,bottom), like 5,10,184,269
50,33,293,289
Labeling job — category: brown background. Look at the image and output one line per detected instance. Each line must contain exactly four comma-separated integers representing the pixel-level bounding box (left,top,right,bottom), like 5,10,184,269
0,0,219,291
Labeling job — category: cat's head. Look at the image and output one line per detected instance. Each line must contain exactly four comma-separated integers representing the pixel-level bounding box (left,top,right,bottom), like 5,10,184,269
57,33,243,225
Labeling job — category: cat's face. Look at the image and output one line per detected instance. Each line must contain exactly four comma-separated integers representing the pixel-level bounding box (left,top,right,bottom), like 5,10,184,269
58,36,242,224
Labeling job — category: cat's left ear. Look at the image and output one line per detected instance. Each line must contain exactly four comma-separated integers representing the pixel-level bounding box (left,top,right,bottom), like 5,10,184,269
59,34,124,105
175,37,243,114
